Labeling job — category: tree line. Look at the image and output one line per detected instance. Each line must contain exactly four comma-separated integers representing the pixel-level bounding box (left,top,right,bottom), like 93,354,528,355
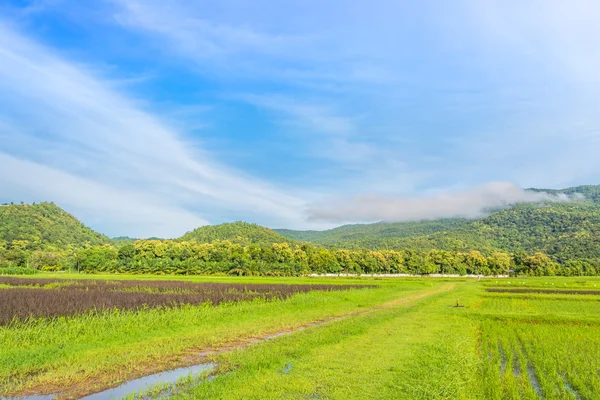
2,239,600,277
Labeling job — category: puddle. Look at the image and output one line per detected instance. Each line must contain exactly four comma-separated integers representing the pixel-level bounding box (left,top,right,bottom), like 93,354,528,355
80,363,215,400
498,344,507,376
281,364,293,374
563,379,581,399
9,314,341,399
526,364,543,398
512,355,521,377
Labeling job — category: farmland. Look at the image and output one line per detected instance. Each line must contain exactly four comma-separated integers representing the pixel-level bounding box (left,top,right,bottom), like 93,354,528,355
1,275,600,399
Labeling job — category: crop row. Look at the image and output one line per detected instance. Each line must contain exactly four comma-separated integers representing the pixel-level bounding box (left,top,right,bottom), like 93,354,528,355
486,288,600,295
0,278,367,325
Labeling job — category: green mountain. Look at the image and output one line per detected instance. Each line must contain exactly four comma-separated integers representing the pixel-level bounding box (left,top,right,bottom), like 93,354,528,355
0,202,109,249
277,185,600,261
275,218,470,246
180,221,297,246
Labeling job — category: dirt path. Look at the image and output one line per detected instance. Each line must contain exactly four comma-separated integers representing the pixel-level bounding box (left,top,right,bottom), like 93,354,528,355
15,283,457,399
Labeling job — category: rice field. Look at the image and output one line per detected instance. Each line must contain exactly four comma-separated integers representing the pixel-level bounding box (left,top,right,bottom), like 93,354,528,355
1,275,600,399
0,277,366,325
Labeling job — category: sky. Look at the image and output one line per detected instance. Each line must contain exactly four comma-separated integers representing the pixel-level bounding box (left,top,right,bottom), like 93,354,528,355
0,0,599,237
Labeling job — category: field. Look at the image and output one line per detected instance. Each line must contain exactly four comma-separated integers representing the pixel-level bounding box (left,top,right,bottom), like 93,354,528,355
1,275,599,399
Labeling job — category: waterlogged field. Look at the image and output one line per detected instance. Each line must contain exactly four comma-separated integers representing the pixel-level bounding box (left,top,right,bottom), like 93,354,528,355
1,275,600,399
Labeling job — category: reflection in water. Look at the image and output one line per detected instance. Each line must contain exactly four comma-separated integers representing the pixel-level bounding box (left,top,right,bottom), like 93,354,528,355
81,363,216,399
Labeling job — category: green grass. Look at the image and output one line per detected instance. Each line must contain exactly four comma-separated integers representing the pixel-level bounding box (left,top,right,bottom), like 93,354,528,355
4,275,600,399
154,277,600,400
178,283,479,400
0,266,39,275
0,276,432,397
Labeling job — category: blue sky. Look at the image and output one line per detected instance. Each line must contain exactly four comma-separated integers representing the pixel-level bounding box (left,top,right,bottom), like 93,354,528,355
1,0,599,237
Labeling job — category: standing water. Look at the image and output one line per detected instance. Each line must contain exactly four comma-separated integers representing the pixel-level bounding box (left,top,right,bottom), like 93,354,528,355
81,363,216,399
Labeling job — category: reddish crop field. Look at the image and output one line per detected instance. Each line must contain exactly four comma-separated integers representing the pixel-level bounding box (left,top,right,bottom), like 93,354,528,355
0,277,367,325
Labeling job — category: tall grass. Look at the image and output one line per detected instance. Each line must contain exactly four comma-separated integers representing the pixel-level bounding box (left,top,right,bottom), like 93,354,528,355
0,267,39,276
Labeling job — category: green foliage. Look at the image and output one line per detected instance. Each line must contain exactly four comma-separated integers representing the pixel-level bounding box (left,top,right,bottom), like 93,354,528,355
396,202,600,261
0,202,109,250
276,219,469,246
110,236,139,246
181,222,296,246
68,239,585,276
278,185,600,262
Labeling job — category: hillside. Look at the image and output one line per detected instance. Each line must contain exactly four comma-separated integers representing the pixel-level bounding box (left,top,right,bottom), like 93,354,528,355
276,218,470,246
180,221,297,246
0,202,109,249
277,185,600,261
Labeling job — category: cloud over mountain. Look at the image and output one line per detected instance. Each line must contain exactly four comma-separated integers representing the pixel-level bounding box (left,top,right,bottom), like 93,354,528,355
307,182,578,223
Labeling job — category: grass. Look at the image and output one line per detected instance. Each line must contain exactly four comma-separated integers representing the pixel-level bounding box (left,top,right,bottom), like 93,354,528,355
177,283,478,400
3,275,600,399
162,277,600,400
0,276,431,398
0,266,39,275
171,282,479,400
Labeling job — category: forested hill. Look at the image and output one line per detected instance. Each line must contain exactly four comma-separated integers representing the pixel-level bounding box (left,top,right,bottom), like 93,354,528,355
0,202,109,249
180,221,297,246
275,218,470,245
277,185,600,261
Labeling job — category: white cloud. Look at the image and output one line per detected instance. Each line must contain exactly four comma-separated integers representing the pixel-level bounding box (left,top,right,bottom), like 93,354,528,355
3,1,600,236
0,22,309,236
307,182,578,223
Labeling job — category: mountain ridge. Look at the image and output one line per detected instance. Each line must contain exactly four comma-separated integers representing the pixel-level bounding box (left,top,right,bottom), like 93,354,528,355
276,184,600,261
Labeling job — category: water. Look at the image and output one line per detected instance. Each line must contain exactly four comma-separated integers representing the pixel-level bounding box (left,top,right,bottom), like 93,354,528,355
80,363,215,400
563,380,581,399
526,364,543,398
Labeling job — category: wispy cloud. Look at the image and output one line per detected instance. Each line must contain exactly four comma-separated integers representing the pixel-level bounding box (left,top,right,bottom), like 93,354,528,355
3,1,600,235
307,182,578,223
0,22,308,237
0,153,207,237
112,0,311,75
236,93,374,164
108,0,600,194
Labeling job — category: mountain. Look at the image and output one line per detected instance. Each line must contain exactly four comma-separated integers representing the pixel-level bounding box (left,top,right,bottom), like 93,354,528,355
180,221,297,246
0,202,109,249
275,218,470,246
277,185,600,261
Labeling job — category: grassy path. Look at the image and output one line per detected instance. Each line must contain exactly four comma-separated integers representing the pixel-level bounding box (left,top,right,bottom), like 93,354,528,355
169,282,479,400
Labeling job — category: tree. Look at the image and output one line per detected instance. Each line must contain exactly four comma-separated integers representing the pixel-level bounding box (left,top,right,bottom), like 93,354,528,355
118,244,136,264
522,252,558,276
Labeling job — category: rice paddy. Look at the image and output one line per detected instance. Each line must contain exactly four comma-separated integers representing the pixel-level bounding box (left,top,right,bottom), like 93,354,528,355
0,277,366,325
1,275,599,399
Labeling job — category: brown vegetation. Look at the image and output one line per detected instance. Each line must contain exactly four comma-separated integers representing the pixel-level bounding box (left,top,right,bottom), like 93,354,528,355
0,278,367,325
